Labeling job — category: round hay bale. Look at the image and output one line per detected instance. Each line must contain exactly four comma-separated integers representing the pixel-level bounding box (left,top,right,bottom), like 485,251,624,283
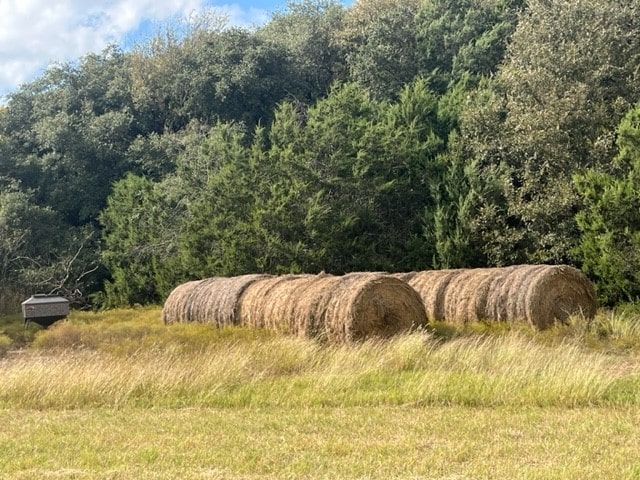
292,274,341,338
319,272,428,342
184,277,219,323
444,268,496,324
405,265,597,328
521,265,597,328
400,269,463,321
161,280,202,325
471,268,519,323
237,275,311,330
502,265,548,322
238,272,427,342
481,265,522,322
161,274,271,326
260,274,318,333
278,273,336,337
199,274,272,326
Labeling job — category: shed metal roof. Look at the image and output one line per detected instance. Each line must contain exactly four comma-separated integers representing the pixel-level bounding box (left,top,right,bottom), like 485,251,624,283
21,295,69,306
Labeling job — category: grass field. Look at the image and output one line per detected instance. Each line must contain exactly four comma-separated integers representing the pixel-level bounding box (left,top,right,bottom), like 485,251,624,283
1,308,640,479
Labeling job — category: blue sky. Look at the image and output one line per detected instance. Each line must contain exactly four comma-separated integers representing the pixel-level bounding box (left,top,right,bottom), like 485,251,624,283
0,0,353,103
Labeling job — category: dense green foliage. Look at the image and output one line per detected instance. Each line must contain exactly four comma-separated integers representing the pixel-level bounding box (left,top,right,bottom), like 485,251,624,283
2,0,640,310
574,104,640,304
464,0,640,267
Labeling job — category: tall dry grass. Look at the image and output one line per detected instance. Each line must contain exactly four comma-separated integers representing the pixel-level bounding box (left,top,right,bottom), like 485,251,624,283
1,317,637,409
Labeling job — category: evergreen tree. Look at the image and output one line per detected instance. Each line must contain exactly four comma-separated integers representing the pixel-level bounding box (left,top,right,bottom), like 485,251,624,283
416,0,524,92
100,173,187,306
574,104,640,304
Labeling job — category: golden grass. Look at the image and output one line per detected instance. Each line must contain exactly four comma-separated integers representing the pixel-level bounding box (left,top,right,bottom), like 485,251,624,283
1,310,638,409
30,309,274,356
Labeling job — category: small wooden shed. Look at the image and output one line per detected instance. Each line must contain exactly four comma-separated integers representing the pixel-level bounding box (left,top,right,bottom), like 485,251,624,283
21,294,69,327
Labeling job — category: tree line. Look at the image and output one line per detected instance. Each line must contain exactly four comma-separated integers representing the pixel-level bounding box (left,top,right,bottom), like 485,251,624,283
1,0,640,311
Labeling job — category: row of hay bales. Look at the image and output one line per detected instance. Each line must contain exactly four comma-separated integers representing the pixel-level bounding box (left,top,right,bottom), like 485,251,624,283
161,265,597,341
162,272,427,343
395,264,597,329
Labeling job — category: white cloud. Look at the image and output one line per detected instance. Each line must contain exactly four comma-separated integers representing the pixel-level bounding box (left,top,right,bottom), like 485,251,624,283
0,0,271,102
219,4,270,28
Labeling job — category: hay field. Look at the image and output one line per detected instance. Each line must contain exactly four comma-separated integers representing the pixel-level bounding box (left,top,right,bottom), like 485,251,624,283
2,308,640,478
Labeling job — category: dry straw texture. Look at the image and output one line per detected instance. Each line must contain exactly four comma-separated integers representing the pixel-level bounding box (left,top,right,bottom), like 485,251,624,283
161,280,201,325
161,274,271,326
398,265,596,328
238,274,315,331
394,270,462,321
238,272,428,342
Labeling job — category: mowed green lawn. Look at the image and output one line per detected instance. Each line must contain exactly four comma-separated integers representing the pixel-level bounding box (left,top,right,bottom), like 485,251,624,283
1,308,640,479
2,405,640,479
